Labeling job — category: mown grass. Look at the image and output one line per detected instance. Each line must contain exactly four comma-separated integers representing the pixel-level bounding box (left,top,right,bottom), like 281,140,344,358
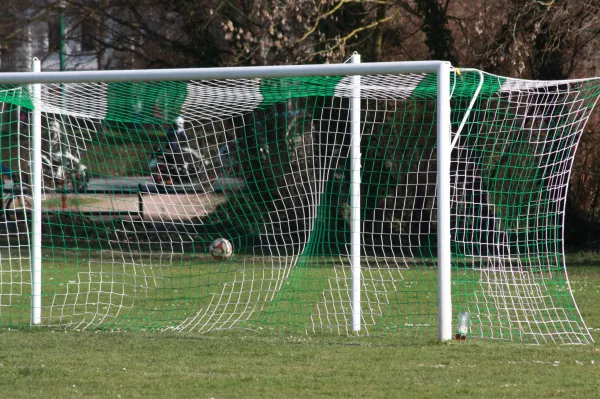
0,264,598,398
1,254,584,341
0,327,598,398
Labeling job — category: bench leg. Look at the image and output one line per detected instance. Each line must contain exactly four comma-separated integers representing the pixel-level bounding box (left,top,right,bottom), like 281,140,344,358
138,191,144,218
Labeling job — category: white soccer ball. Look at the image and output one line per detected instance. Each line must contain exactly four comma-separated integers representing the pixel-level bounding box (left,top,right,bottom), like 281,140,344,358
209,238,233,260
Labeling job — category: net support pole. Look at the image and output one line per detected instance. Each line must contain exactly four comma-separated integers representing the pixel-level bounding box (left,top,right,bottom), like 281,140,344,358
350,53,362,332
437,61,452,341
31,58,42,325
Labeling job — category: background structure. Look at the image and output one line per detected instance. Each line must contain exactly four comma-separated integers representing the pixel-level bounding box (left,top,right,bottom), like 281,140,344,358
1,0,600,250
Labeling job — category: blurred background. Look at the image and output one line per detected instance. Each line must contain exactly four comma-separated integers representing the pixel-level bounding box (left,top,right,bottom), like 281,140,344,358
1,0,599,250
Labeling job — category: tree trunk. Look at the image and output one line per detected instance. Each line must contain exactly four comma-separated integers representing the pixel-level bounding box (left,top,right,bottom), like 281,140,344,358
371,5,386,62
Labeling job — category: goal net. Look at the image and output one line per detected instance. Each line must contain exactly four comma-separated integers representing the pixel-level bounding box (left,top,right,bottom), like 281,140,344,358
0,62,597,344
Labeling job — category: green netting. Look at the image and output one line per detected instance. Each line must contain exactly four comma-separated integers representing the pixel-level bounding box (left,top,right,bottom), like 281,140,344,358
105,81,188,124
0,69,597,343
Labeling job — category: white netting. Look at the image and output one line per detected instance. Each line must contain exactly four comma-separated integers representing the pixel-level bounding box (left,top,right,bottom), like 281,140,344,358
0,69,596,343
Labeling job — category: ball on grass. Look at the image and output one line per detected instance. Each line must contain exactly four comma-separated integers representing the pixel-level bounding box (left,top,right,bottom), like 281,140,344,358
209,238,233,260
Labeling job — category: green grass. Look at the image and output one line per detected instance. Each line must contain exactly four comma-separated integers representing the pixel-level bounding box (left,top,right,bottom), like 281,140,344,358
3,254,584,341
0,255,441,336
0,328,599,398
0,263,598,397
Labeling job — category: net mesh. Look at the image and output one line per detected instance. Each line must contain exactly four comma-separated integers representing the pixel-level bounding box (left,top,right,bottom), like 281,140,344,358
0,68,597,343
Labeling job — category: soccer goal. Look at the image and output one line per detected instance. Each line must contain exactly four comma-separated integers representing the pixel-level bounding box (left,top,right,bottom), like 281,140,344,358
0,56,597,344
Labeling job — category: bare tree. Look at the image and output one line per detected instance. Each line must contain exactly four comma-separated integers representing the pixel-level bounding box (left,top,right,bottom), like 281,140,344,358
472,0,600,79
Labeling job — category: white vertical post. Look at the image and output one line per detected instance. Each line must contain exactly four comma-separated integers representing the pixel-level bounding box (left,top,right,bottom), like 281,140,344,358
350,53,362,332
436,62,452,341
31,58,42,325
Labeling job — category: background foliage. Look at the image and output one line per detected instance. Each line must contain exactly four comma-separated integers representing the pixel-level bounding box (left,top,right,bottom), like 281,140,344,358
2,0,600,249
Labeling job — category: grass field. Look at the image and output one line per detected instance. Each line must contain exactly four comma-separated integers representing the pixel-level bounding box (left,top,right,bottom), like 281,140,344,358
0,261,598,398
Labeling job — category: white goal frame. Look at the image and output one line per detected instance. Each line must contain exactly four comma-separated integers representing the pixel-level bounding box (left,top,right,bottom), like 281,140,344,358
1,59,453,341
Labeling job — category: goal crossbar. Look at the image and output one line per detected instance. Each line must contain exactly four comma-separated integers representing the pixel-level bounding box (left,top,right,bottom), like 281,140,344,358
0,61,446,84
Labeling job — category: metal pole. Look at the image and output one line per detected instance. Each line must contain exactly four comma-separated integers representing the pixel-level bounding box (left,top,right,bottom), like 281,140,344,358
59,6,66,72
31,58,43,325
0,61,445,84
59,3,67,206
350,53,362,332
436,62,452,341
